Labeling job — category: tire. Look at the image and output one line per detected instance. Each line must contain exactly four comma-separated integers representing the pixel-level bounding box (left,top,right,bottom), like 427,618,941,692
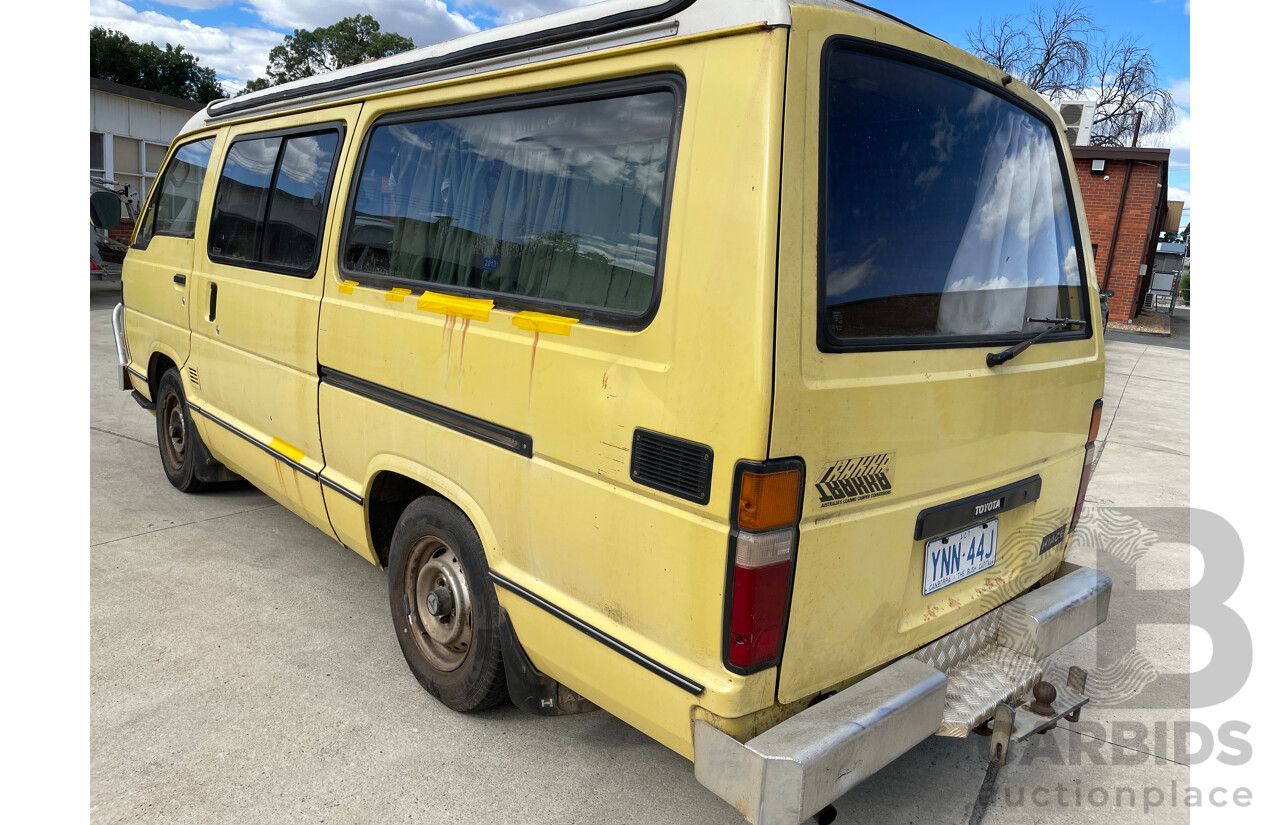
388,496,508,712
155,368,212,493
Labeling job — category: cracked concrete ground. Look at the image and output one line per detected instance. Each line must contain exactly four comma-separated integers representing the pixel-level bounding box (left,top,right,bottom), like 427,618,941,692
90,281,1190,824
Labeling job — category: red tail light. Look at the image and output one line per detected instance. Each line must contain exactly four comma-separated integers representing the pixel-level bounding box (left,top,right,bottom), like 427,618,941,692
725,460,804,673
90,258,101,271
1070,400,1103,531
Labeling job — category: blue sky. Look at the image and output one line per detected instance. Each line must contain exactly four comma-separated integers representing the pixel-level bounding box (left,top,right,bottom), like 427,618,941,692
87,0,1191,222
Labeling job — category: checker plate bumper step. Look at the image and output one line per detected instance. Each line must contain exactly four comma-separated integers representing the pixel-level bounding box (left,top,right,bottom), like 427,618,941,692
694,564,1111,825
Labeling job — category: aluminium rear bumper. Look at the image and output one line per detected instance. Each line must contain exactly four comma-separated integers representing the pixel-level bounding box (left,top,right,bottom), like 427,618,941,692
693,563,1111,825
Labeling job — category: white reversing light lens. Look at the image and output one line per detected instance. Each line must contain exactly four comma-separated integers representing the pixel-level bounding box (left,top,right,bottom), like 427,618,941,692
734,529,794,569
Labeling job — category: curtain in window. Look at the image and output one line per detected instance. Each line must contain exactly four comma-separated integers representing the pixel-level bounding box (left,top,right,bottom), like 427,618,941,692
937,112,1073,335
370,92,672,314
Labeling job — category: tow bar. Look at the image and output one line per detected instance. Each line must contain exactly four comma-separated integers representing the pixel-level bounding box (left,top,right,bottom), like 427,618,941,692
967,667,1091,825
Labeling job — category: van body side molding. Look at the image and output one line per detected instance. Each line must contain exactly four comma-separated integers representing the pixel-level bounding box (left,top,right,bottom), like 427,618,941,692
319,474,364,505
319,367,534,457
187,402,318,479
491,571,704,696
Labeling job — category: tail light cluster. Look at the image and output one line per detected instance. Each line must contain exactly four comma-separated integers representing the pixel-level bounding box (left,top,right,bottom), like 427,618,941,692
724,459,804,673
1070,399,1104,531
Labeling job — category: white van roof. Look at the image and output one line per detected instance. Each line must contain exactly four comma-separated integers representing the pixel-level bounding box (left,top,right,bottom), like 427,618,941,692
187,0,923,132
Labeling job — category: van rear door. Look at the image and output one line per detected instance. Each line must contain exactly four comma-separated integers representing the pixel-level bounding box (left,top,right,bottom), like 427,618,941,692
769,17,1104,704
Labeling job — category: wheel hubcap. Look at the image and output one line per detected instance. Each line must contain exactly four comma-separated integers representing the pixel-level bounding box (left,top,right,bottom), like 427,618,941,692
160,392,186,468
407,537,473,671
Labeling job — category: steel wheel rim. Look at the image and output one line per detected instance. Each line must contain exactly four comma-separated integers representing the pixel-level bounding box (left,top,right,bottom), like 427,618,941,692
405,535,473,672
160,391,187,470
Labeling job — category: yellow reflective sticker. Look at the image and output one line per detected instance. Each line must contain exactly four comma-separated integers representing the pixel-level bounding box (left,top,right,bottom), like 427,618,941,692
512,311,579,336
268,437,305,464
338,280,358,295
416,292,494,322
386,287,412,302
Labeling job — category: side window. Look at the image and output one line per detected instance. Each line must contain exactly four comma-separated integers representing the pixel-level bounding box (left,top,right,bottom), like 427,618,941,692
135,137,215,247
208,129,341,276
342,84,679,319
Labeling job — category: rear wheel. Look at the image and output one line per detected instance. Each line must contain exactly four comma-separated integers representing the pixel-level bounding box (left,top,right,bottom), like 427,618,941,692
388,496,508,712
155,368,211,493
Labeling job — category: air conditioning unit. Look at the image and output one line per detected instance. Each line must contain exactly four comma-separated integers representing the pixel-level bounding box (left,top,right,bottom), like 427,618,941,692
1057,101,1097,146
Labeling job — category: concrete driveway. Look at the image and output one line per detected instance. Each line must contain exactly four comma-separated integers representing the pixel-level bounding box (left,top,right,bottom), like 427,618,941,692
90,280,1189,824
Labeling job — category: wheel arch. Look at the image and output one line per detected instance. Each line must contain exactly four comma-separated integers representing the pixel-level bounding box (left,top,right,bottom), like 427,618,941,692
144,347,184,402
363,455,501,570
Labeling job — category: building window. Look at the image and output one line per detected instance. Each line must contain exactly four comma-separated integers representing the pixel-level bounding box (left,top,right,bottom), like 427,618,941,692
90,132,105,173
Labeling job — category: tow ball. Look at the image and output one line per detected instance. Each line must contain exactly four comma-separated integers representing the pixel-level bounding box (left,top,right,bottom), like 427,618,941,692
987,666,1090,766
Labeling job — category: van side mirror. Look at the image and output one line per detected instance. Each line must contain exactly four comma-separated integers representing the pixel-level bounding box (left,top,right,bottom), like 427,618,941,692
91,190,122,230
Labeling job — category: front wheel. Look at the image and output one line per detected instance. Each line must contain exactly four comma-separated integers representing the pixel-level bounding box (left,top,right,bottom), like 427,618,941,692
155,368,211,493
388,496,508,712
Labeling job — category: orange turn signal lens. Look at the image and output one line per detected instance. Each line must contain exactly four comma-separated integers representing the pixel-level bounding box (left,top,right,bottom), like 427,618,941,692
1088,399,1104,443
738,469,802,532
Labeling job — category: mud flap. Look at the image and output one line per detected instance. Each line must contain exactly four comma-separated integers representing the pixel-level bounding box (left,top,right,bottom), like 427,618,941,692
188,413,242,484
498,607,598,717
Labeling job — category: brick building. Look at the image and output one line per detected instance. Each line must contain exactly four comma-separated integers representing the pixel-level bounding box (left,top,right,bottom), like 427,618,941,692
1069,145,1172,324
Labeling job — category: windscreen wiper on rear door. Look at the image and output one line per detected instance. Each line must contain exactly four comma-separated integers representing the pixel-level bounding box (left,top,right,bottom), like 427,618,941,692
986,317,1087,368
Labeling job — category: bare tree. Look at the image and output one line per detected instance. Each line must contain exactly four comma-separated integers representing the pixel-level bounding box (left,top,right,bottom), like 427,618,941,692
1087,33,1177,146
966,1,1176,147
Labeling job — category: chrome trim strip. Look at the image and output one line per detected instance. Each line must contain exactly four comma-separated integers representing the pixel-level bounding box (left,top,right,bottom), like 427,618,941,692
490,571,704,695
186,402,318,480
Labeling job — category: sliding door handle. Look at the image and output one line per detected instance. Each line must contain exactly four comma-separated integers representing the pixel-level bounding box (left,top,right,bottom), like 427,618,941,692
173,274,186,285
208,282,218,323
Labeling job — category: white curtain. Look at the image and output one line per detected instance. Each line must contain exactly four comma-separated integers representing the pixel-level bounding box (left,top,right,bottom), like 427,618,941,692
382,96,670,313
937,112,1067,334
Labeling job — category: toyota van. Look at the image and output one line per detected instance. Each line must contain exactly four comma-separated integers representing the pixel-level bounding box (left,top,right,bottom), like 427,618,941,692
111,2,1112,822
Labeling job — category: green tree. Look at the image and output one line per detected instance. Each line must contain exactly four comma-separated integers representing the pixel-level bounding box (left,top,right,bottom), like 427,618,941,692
965,1,1176,147
90,26,225,103
236,77,272,97
260,15,415,86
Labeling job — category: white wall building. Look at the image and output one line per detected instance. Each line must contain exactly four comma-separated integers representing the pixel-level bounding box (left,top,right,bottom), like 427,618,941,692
90,78,204,213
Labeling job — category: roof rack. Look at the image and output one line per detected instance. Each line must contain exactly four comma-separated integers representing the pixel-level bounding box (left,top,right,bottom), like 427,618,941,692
196,1,934,127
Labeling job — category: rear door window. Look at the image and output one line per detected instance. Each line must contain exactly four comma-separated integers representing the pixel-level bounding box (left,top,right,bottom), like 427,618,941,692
820,43,1089,349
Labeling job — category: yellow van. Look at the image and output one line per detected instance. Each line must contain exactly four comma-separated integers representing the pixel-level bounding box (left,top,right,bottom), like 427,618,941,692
111,1,1112,821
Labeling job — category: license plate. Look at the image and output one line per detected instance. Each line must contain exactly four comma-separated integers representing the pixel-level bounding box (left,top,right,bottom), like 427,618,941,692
922,518,999,595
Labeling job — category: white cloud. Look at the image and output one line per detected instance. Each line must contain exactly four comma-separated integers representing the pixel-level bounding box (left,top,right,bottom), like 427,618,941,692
151,0,235,9
1167,186,1191,225
91,0,283,85
90,1,592,88
945,274,1017,292
454,1,593,26
828,259,877,297
1145,106,1190,173
245,1,478,44
1169,76,1190,108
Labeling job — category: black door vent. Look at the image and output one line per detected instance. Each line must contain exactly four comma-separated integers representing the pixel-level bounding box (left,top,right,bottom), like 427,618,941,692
630,428,713,505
